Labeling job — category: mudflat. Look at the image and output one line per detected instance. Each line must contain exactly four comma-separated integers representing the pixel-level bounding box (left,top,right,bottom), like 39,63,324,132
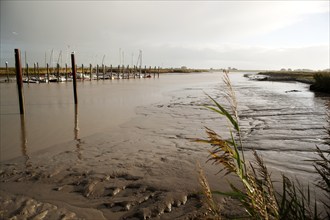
1,72,329,219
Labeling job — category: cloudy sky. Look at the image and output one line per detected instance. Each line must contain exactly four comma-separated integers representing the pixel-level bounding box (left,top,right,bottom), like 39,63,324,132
1,0,329,70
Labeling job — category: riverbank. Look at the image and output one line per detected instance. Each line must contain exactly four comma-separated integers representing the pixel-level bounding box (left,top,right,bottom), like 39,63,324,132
255,71,330,93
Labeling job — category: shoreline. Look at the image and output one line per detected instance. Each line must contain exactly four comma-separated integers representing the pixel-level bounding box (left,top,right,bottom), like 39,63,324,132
246,71,330,94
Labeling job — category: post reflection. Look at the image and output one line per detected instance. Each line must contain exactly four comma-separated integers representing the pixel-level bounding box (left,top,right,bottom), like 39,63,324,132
74,104,82,160
20,114,30,167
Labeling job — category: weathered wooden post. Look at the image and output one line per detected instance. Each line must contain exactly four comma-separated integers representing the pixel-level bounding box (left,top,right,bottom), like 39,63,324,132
139,65,141,78
158,66,160,78
149,66,151,78
117,65,120,79
33,62,36,79
14,49,25,114
82,64,84,80
56,63,60,82
89,64,92,80
144,65,147,78
26,63,29,84
20,114,28,162
127,65,130,79
47,63,50,83
96,64,99,80
71,53,78,104
5,61,9,82
110,65,113,79
65,63,68,82
102,64,105,80
154,66,156,78
37,62,40,81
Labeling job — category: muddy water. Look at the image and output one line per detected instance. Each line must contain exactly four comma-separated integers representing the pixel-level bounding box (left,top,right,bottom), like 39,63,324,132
1,72,329,180
1,72,329,219
0,75,201,161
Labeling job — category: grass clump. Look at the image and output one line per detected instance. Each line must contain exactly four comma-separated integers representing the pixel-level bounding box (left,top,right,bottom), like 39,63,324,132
310,73,330,93
196,72,329,219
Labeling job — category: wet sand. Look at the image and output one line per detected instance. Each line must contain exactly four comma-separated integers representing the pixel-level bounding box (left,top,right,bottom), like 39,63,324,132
1,72,329,219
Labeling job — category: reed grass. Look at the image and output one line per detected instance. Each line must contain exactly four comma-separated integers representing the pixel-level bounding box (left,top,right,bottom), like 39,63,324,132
196,71,329,219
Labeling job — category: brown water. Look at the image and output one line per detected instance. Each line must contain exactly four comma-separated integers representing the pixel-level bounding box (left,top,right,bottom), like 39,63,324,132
1,72,329,171
0,72,329,219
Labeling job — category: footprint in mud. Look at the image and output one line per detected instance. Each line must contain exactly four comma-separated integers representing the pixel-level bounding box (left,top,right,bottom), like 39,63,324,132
122,192,203,220
1,166,207,219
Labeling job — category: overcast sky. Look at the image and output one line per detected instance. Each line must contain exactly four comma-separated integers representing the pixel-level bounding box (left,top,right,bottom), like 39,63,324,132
1,0,329,70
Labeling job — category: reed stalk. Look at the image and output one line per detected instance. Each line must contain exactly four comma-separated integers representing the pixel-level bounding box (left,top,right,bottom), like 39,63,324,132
196,72,329,219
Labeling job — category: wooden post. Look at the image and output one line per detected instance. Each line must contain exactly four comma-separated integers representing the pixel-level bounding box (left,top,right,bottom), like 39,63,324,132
110,65,112,79
26,63,29,84
37,62,40,81
96,64,99,80
154,66,156,78
47,63,50,83
89,64,92,80
127,65,130,79
14,49,25,114
158,66,160,78
65,63,68,81
5,62,9,82
71,53,78,104
117,65,120,79
144,65,146,78
149,66,151,78
82,64,84,80
57,63,60,82
133,65,136,79
102,64,105,80
33,63,36,79
139,65,141,78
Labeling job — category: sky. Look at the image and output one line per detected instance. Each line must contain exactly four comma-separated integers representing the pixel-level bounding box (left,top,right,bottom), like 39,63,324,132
1,0,329,70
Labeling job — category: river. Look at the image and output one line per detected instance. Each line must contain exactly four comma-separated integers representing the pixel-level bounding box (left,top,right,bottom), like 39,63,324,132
0,72,329,219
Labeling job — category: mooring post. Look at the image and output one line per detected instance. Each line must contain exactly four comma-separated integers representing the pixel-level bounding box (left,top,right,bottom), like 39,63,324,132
127,65,130,79
71,53,78,105
26,63,29,84
117,65,120,79
5,61,9,82
82,64,84,80
57,63,60,82
96,64,99,80
132,65,135,79
158,66,160,78
33,63,36,79
47,63,50,83
65,63,68,81
110,65,113,79
103,64,105,80
154,66,156,78
144,65,146,78
14,49,25,114
89,64,92,80
149,66,151,77
139,65,141,78
37,62,40,81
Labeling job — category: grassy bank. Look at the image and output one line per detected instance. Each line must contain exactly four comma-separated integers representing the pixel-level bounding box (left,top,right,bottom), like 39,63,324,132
258,70,330,93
